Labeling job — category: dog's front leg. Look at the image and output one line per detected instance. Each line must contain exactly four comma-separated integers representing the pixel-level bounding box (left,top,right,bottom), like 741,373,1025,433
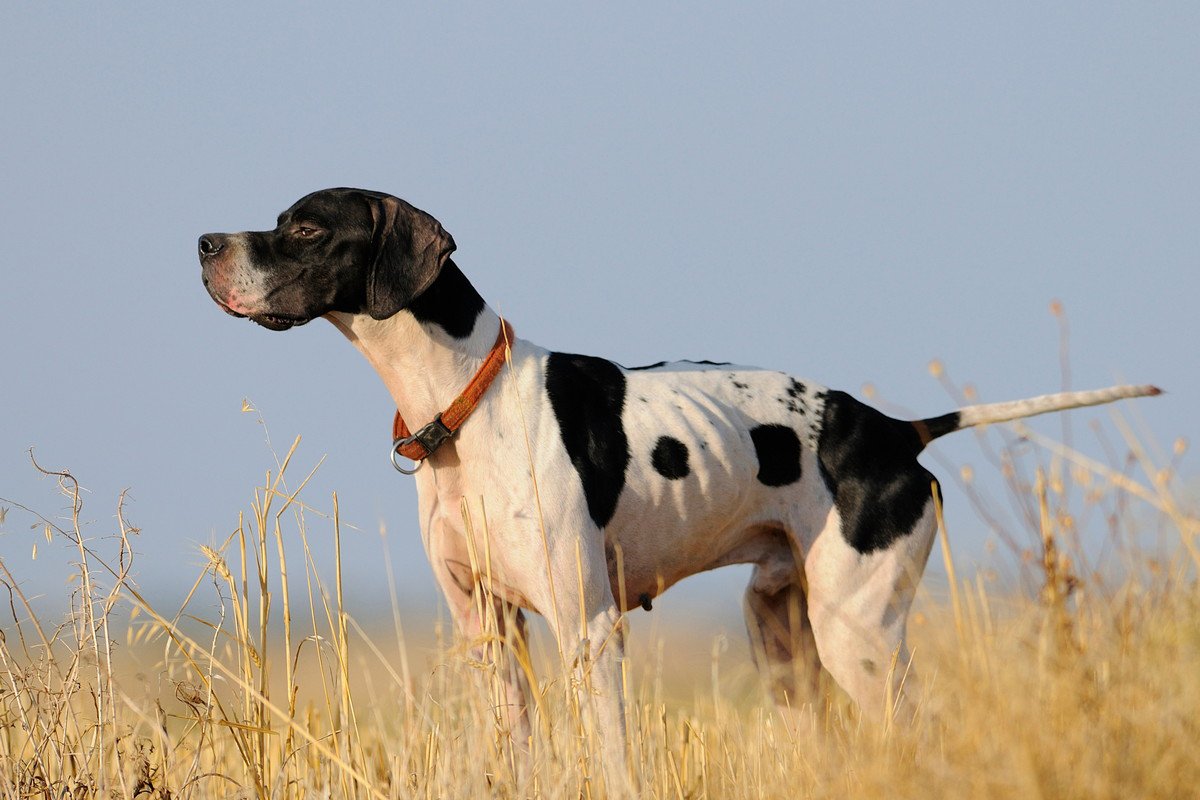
417,469,536,764
429,556,528,762
582,603,633,798
544,542,634,797
429,543,534,783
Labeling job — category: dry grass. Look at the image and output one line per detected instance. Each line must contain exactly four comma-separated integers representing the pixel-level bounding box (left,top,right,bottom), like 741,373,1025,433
1,408,1197,799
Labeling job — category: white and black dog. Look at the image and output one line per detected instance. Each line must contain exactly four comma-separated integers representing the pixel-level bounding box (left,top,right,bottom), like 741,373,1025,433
199,188,1158,786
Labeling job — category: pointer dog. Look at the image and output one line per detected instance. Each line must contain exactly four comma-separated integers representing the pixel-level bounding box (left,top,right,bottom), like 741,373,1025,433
199,188,1158,785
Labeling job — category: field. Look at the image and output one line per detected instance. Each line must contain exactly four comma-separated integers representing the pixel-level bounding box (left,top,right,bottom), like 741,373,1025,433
1,406,1197,799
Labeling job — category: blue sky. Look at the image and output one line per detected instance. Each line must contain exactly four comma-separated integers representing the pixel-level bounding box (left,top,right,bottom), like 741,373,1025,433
1,3,1195,621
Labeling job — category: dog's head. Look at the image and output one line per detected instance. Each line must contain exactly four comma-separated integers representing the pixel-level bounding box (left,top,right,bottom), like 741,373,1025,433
198,188,455,330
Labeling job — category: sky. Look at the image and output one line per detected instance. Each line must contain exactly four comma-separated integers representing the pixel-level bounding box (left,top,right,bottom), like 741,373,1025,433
1,3,1195,627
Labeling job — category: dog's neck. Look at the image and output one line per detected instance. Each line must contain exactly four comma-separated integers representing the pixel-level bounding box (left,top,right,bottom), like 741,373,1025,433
325,260,502,428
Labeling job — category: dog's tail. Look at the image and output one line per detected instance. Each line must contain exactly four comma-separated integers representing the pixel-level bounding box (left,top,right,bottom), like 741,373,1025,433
910,384,1162,448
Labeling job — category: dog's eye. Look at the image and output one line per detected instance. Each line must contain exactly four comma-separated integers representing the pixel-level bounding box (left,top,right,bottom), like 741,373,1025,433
293,226,322,239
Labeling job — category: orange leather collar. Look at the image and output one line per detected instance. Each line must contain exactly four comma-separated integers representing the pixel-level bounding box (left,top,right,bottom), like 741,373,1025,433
391,319,514,467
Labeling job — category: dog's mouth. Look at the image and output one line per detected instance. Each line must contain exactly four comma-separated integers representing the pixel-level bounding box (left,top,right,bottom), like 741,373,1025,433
213,297,309,331
249,313,311,331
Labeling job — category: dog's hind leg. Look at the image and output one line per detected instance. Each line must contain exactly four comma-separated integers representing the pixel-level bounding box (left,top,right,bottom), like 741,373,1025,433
804,501,937,722
743,538,823,709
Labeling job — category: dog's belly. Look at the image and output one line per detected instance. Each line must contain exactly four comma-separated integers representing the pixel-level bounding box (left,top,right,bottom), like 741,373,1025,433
602,467,829,606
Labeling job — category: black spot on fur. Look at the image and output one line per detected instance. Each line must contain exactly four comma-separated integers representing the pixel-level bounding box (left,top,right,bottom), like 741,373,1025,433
685,359,731,367
650,436,690,479
816,390,940,554
749,424,802,487
406,259,484,339
627,360,667,371
546,353,630,528
779,378,809,415
780,396,806,415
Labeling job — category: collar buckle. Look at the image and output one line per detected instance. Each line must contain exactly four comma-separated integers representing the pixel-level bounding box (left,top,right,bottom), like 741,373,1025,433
409,414,454,455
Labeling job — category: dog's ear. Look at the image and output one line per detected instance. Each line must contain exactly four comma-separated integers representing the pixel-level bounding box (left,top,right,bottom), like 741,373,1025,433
365,195,456,320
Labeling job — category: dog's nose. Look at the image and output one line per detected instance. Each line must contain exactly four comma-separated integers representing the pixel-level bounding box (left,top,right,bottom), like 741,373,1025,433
198,234,226,259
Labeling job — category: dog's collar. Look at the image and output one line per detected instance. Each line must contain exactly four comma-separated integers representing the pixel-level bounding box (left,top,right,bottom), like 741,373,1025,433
390,319,514,474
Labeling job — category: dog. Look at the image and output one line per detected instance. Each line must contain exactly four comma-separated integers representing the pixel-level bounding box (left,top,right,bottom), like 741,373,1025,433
199,188,1158,789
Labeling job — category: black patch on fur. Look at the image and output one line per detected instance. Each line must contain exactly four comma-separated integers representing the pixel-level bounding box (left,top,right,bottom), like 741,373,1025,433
650,436,690,480
546,353,630,528
406,258,485,339
685,359,731,367
627,360,667,371
816,391,940,554
749,424,802,487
